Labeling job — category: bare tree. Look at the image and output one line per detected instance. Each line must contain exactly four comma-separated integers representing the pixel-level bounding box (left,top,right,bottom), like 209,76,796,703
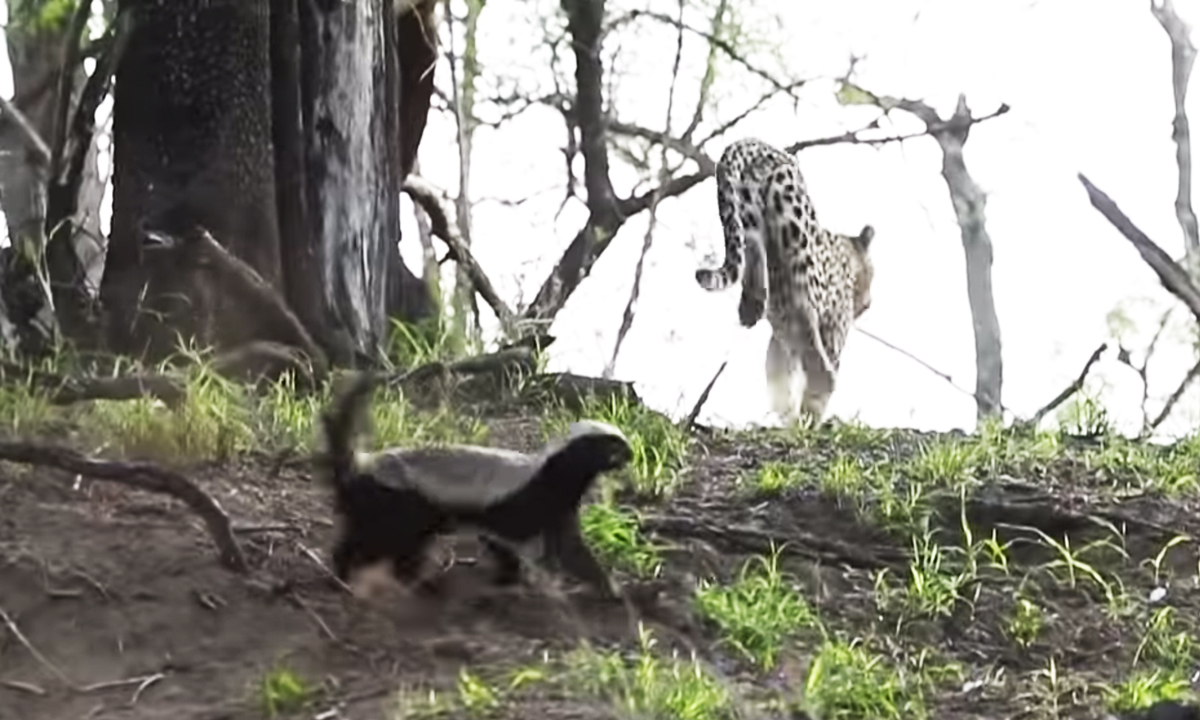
0,0,111,352
836,81,1009,423
443,0,485,352
1151,0,1199,282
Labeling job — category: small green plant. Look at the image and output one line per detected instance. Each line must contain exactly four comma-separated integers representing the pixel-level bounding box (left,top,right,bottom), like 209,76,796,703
904,441,975,487
801,638,928,720
1133,605,1198,671
257,664,314,718
580,502,663,578
873,523,977,625
750,460,802,495
1004,593,1044,648
1057,392,1111,437
1102,668,1195,714
820,454,869,497
455,669,502,718
694,546,818,670
386,316,472,369
565,624,733,720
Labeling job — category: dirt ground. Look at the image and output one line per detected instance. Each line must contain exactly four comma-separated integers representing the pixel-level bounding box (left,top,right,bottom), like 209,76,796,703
1,415,1199,720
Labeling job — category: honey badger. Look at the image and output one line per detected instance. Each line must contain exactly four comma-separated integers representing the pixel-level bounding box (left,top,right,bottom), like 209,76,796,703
318,372,632,598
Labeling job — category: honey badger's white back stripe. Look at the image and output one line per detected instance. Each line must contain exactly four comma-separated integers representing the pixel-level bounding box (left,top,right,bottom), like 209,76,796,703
353,420,629,508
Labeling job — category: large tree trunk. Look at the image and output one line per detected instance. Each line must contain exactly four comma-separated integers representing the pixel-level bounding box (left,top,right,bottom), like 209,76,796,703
388,0,438,327
0,5,65,353
298,0,401,362
102,0,283,359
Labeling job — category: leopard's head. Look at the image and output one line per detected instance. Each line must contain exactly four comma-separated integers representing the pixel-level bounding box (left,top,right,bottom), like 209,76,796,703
845,224,875,318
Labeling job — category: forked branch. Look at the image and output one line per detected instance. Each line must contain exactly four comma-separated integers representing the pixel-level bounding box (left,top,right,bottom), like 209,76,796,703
402,175,518,334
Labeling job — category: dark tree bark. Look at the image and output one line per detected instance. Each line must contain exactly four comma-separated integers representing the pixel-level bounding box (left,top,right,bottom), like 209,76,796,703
102,0,283,359
271,0,330,353
387,0,438,327
297,0,403,362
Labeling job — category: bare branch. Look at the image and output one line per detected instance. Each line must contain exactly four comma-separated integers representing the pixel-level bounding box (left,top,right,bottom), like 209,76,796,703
0,441,247,572
784,103,1010,154
1150,0,1199,272
604,0,686,379
402,175,518,334
680,0,728,143
608,119,715,173
697,80,807,149
1029,343,1108,426
1146,354,1200,432
617,9,805,100
1115,307,1174,432
617,171,710,217
1078,173,1200,324
0,93,51,166
682,360,728,430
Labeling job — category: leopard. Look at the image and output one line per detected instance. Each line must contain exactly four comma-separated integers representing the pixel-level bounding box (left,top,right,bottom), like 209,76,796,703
694,137,876,422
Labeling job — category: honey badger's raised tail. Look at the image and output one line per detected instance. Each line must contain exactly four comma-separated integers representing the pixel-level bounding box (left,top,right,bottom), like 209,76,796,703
318,371,378,507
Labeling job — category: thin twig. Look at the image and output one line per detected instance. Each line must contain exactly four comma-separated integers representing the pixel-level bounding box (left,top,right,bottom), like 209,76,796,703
298,542,353,595
0,94,51,165
682,361,728,430
1146,354,1200,433
1029,343,1108,425
0,605,76,690
854,326,1007,412
287,592,339,642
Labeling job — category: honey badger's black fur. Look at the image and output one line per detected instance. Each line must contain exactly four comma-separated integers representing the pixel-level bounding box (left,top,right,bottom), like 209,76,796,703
319,372,632,597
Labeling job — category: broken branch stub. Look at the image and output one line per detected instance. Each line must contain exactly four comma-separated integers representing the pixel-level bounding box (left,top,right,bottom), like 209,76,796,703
1078,173,1200,324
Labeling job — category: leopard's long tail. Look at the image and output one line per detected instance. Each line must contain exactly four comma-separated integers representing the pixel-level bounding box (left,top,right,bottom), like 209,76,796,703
695,154,745,293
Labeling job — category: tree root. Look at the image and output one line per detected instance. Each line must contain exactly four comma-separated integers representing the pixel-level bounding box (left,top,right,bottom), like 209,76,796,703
0,440,247,572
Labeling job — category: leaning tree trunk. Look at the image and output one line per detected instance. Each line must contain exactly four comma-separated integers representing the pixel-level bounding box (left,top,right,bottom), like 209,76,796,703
298,0,402,362
102,0,283,359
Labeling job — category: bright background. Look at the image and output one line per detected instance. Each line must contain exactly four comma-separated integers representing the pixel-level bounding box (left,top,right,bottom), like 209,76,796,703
2,0,1197,438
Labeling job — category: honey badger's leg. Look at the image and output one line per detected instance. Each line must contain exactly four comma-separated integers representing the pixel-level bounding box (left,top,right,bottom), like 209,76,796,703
479,535,524,586
541,511,616,598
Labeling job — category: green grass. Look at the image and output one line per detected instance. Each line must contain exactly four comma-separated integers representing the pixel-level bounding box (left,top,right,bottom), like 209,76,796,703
541,394,691,498
390,626,734,720
0,358,490,463
256,664,314,718
580,501,663,578
800,638,930,720
694,547,819,670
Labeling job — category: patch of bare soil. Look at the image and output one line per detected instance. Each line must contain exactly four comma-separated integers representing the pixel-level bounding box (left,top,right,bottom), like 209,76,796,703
1,420,1197,720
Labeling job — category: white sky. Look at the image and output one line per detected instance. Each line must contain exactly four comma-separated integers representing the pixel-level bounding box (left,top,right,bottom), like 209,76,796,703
2,0,1198,439
404,0,1200,439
